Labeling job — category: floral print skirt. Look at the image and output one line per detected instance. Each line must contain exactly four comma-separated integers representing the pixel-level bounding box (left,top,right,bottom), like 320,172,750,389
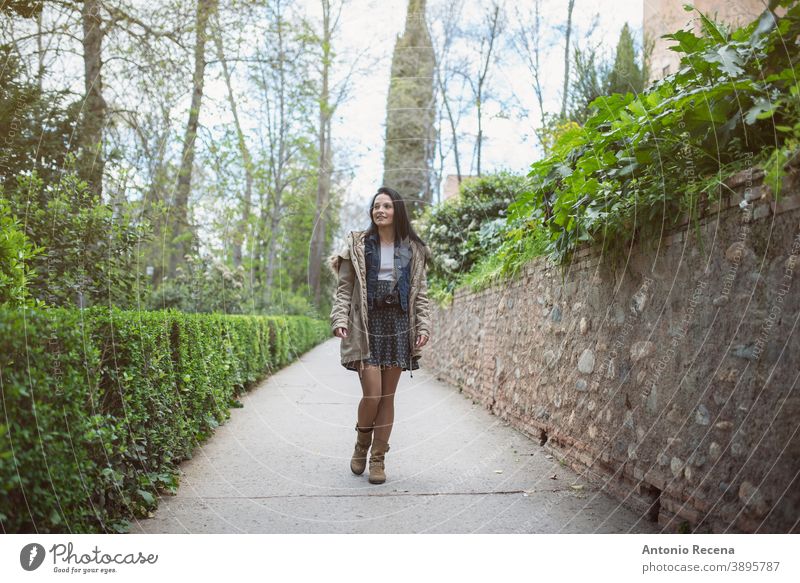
344,280,420,374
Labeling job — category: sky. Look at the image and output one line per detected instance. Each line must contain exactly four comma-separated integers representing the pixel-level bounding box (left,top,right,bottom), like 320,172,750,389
314,0,646,232
6,0,647,247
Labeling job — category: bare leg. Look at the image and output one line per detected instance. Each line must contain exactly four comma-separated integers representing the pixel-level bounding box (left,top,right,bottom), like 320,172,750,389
357,362,382,430
373,366,402,443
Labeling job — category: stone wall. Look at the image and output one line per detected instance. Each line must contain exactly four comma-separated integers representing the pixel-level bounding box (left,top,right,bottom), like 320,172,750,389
427,167,800,533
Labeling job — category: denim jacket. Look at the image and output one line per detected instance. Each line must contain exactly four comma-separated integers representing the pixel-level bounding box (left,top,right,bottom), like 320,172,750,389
364,231,413,313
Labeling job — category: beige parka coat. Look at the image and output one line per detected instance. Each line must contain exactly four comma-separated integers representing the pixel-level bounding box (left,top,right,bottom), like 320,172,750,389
328,230,432,377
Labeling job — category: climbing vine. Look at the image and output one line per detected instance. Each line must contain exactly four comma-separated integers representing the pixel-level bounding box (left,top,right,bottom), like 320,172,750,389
503,2,800,266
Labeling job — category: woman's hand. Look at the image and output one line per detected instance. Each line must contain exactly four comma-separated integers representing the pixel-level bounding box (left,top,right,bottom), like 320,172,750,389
334,327,348,338
415,334,428,348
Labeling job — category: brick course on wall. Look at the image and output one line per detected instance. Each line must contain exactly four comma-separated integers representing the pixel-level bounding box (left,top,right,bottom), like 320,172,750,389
427,166,800,533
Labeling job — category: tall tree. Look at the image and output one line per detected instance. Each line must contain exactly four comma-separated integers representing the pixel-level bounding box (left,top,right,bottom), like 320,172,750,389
430,0,465,187
510,0,547,149
0,45,78,193
567,39,607,124
382,0,436,217
79,0,107,200
309,0,340,306
251,0,317,307
606,23,644,96
5,1,172,202
560,0,576,120
211,10,254,270
469,1,502,177
78,1,180,201
169,0,219,278
567,20,646,124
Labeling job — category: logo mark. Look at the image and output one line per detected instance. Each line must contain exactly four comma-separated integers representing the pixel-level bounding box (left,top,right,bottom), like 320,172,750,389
20,543,46,571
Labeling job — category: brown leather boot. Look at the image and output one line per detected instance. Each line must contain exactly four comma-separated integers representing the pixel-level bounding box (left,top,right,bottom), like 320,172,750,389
350,424,373,475
368,438,390,484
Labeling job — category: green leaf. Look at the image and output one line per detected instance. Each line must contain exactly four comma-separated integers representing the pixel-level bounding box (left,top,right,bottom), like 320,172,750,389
555,164,573,179
698,10,727,43
744,98,777,124
618,162,640,177
50,508,62,525
138,489,155,505
690,102,729,123
749,10,778,44
706,46,744,77
665,29,705,55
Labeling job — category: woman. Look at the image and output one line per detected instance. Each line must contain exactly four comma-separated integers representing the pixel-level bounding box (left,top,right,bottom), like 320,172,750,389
328,186,432,484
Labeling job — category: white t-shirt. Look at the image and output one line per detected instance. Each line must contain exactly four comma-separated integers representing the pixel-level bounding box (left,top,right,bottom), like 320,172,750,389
378,240,394,281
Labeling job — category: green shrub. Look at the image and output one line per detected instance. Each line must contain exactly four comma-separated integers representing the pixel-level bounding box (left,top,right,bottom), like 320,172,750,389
4,161,147,309
0,306,328,533
419,172,532,298
0,196,42,308
507,2,800,265
0,308,106,531
148,254,247,314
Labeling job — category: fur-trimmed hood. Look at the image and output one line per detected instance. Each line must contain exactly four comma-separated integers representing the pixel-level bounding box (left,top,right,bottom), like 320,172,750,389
327,250,347,277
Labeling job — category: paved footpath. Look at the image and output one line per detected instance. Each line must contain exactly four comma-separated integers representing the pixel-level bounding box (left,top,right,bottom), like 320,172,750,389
129,339,659,534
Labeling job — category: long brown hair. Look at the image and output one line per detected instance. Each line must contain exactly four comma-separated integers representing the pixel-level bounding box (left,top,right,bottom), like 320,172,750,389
365,186,426,246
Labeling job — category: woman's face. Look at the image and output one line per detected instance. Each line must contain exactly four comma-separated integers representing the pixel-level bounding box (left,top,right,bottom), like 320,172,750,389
372,193,394,227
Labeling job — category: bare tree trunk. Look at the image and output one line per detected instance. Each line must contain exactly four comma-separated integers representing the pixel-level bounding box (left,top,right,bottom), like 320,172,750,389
212,14,253,270
430,0,463,185
474,2,501,178
532,0,545,131
560,0,576,120
33,6,47,172
438,69,462,181
510,0,548,149
169,0,218,278
80,0,107,200
263,1,289,303
264,207,282,297
475,93,483,176
36,7,45,92
252,197,269,294
309,0,334,307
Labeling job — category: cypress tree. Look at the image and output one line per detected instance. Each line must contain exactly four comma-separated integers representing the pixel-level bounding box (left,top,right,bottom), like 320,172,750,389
606,23,644,96
382,0,435,218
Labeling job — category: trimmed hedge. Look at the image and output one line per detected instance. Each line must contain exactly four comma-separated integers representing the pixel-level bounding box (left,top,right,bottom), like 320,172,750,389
0,306,328,533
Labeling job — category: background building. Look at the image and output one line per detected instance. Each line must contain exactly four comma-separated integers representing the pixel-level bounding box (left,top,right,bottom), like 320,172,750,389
644,0,775,83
